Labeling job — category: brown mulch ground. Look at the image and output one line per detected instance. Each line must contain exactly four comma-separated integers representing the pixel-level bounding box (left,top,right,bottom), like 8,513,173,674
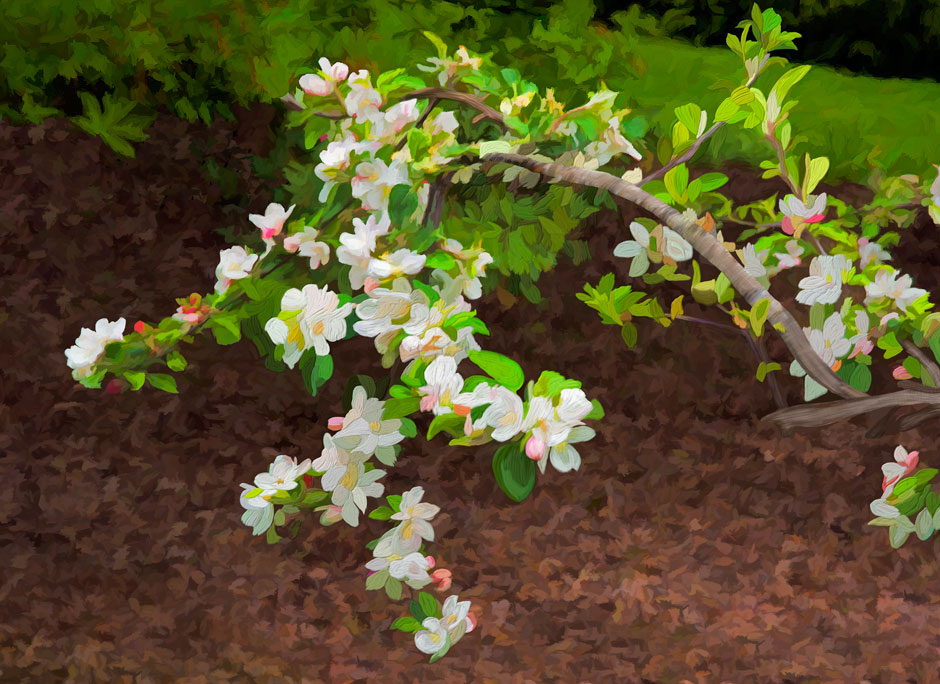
2,108,939,684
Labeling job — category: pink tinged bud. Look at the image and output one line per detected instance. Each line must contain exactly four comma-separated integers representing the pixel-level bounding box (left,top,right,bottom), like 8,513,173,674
420,395,437,413
425,555,435,569
134,320,147,334
465,612,477,632
848,339,873,358
893,366,913,380
283,236,300,253
904,451,920,470
463,414,473,436
431,569,452,592
805,213,826,224
781,216,795,235
525,435,546,461
364,277,380,293
327,416,345,430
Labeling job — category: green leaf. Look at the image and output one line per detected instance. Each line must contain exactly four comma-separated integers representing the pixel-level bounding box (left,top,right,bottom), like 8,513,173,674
714,97,740,123
300,353,333,397
584,398,604,420
388,384,412,398
427,413,466,440
166,350,187,372
492,442,536,502
147,373,178,394
673,103,702,138
877,332,903,359
210,314,242,345
849,363,872,392
715,273,735,304
756,361,781,382
388,185,419,226
369,506,394,521
385,577,403,601
383,396,421,420
914,507,934,541
391,616,424,633
663,164,689,203
124,370,146,390
366,568,389,591
772,64,812,102
418,592,439,619
620,322,638,348
468,350,524,391
532,371,581,398
750,298,770,336
399,418,417,438
802,156,829,197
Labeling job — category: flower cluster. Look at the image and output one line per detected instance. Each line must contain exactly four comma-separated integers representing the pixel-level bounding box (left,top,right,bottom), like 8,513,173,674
239,454,312,535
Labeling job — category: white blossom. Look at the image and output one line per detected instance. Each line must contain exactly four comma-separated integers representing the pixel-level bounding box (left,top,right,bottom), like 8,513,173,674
796,254,851,306
804,312,851,368
64,317,126,379
864,269,927,313
254,454,312,492
214,246,258,294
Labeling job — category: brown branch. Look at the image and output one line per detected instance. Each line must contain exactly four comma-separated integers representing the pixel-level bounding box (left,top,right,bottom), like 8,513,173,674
280,93,305,111
481,151,864,402
402,88,507,130
901,339,940,387
761,389,940,430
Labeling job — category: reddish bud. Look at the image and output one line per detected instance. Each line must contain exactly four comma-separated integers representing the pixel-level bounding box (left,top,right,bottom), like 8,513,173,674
425,555,435,569
105,379,123,394
327,416,345,430
134,320,147,334
302,474,314,488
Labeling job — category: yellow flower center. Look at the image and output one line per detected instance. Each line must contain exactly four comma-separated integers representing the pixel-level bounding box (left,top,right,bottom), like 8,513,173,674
370,421,381,432
499,411,517,427
430,633,440,643
401,520,414,539
313,320,326,335
340,465,357,490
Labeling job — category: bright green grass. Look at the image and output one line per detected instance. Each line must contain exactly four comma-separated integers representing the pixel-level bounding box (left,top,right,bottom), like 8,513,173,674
627,36,940,184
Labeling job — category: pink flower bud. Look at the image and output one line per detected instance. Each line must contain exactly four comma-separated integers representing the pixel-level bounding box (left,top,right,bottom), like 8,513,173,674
893,366,913,380
430,569,452,592
364,277,380,293
327,416,345,430
525,435,546,461
134,320,147,334
465,612,477,633
425,555,435,569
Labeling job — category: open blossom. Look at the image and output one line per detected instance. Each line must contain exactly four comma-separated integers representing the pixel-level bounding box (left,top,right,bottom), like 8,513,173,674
344,76,383,124
321,455,385,527
545,425,596,474
64,317,126,379
738,243,769,279
375,100,421,141
366,551,431,583
804,312,851,369
214,246,258,294
613,221,693,277
239,483,276,535
389,486,440,543
864,269,927,313
351,159,409,213
369,249,426,282
772,240,804,270
283,226,330,269
870,445,920,518
795,254,851,306
264,285,354,367
583,116,643,166
249,202,295,240
314,136,381,202
419,356,465,415
847,310,873,358
857,238,891,270
299,57,349,96
336,412,404,458
480,386,526,441
440,595,472,635
779,193,827,235
254,454,312,492
414,618,449,654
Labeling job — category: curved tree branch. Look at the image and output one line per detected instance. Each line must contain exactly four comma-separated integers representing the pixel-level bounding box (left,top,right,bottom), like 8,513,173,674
900,339,940,387
481,151,865,402
402,88,507,130
762,389,940,430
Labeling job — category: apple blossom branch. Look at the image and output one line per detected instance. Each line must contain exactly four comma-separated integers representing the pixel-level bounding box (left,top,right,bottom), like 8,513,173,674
481,151,864,407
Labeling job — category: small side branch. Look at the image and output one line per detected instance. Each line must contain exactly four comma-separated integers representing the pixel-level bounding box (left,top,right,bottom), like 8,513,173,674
402,88,507,130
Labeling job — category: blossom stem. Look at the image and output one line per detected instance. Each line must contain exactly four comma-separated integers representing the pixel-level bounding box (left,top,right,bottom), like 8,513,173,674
401,87,508,131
